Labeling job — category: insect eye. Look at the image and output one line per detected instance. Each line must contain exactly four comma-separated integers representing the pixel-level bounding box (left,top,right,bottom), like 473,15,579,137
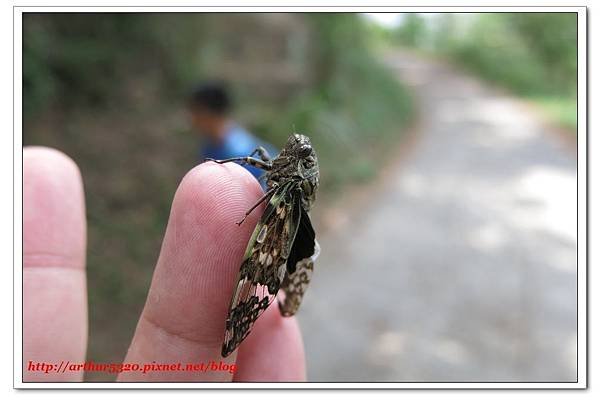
299,146,312,158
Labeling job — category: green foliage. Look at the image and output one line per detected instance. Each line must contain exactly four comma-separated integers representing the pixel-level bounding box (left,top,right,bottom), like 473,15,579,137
265,14,413,190
390,12,577,132
529,95,577,132
23,13,209,114
24,14,412,183
23,13,413,379
510,13,577,92
393,14,426,47
446,13,577,97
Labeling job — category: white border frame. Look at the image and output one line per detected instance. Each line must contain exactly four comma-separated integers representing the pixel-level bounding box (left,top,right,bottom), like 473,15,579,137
13,5,587,389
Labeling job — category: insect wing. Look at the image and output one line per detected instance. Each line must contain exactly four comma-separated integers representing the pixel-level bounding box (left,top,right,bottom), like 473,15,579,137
278,209,320,317
222,183,301,357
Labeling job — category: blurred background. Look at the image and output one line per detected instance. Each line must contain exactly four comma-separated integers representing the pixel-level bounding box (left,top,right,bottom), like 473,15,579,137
23,12,577,382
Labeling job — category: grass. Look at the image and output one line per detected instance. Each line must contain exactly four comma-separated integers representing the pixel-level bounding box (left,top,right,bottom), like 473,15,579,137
528,96,577,134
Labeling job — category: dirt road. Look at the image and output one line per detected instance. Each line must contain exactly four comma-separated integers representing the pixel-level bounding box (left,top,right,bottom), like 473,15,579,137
298,50,577,382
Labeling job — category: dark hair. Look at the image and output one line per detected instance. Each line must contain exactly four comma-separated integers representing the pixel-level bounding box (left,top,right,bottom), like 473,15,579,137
188,81,231,115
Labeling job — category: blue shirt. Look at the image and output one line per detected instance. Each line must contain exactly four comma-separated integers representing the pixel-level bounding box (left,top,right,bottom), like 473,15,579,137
199,124,277,187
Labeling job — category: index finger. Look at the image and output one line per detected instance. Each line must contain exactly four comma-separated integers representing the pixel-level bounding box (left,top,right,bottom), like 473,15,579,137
118,162,262,381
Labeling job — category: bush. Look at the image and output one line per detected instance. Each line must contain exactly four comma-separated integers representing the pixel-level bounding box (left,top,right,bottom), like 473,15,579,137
390,12,577,131
446,13,576,97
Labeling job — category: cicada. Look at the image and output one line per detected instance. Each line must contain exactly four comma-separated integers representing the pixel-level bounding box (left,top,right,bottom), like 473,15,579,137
207,133,320,357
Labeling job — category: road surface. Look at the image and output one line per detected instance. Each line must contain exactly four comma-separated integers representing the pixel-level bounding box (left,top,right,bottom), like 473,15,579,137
298,50,578,382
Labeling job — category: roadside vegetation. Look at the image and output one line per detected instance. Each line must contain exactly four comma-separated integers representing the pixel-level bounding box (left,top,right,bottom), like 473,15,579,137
24,13,413,191
392,13,577,133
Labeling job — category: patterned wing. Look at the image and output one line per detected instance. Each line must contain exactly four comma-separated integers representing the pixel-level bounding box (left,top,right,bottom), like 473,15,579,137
222,183,302,357
278,208,319,317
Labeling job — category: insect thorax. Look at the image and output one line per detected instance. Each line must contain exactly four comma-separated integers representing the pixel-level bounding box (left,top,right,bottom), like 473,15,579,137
266,134,319,211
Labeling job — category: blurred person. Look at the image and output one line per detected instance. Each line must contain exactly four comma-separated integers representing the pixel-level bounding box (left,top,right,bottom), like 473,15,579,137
188,81,277,188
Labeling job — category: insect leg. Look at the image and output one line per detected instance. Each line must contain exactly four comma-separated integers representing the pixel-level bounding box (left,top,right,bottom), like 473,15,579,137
236,186,278,226
249,146,272,162
206,156,272,170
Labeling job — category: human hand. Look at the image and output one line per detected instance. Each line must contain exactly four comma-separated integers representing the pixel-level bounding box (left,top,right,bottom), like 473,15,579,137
23,147,306,382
